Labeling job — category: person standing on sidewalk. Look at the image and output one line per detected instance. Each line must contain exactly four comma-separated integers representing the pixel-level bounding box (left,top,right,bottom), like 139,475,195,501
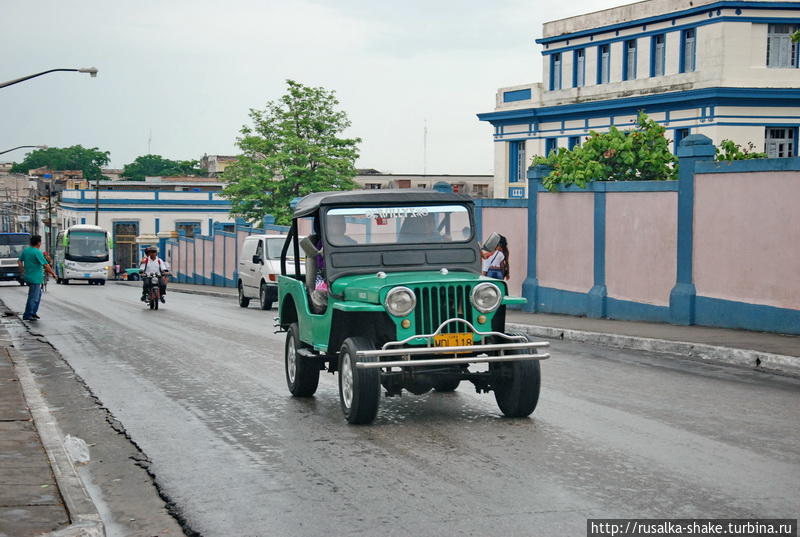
17,235,57,321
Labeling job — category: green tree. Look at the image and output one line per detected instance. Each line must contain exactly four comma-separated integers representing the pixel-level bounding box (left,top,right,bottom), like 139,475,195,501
532,112,677,191
222,79,361,225
121,154,207,181
791,29,799,43
10,145,110,182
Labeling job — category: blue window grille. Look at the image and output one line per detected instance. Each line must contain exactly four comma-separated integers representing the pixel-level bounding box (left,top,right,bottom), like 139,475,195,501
550,53,562,90
674,128,690,154
545,138,558,156
623,40,637,81
651,34,666,76
573,49,586,87
568,136,582,150
680,28,696,73
597,44,610,84
508,141,526,183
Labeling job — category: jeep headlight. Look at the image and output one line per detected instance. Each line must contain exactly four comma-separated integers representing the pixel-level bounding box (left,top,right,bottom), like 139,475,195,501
471,282,501,313
385,286,416,317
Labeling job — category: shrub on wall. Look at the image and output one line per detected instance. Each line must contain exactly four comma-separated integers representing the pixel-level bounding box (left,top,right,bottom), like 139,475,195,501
532,112,677,191
715,140,767,161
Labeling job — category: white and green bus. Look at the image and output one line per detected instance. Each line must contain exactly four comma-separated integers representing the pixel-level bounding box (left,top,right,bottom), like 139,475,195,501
54,225,113,285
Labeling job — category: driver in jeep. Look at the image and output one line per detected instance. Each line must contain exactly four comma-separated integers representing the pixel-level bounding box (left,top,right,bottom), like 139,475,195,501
140,246,169,303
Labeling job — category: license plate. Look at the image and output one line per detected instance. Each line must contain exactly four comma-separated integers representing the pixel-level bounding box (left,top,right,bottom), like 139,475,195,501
433,332,474,348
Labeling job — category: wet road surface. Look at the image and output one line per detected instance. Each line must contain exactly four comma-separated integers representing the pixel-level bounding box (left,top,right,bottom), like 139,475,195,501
2,282,799,536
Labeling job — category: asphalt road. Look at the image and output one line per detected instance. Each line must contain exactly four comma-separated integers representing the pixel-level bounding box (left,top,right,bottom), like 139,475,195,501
2,281,799,536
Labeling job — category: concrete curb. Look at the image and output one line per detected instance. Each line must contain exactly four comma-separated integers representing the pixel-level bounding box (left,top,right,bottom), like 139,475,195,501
508,322,800,377
113,280,235,299
8,338,105,537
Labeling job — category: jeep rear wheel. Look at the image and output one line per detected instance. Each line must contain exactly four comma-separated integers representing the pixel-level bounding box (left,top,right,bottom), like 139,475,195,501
285,323,319,397
338,337,380,425
238,282,250,308
433,378,461,392
492,333,541,418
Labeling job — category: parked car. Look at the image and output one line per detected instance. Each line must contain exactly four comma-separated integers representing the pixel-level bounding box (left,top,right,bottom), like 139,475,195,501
277,190,550,424
238,234,304,310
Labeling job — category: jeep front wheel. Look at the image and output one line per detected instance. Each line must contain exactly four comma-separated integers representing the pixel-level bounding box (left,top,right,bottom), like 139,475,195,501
492,334,541,418
285,323,319,397
338,337,380,425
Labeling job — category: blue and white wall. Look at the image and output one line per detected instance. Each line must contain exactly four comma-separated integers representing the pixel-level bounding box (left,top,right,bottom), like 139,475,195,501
479,0,800,198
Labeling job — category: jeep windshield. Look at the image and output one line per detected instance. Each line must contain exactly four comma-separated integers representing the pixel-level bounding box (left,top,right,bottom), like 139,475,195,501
325,205,472,246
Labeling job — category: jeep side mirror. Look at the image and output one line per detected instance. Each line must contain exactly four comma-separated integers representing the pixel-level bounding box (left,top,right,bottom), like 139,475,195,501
252,255,262,264
481,232,501,252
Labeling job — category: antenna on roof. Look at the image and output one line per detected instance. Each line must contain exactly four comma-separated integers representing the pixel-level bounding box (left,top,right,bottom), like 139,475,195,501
423,119,428,176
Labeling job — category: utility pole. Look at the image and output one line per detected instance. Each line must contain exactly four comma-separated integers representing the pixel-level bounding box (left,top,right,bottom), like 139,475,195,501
46,182,53,253
423,119,428,177
94,174,100,225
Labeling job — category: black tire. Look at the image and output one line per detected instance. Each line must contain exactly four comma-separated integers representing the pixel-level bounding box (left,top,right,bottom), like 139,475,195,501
285,323,319,397
338,337,381,425
129,273,139,282
56,278,62,285
149,299,155,310
99,280,105,286
238,282,250,308
433,378,461,392
259,282,273,310
492,334,541,418
63,279,69,285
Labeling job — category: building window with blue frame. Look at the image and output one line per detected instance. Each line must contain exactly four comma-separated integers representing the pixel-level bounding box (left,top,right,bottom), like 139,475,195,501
176,221,201,238
623,39,637,80
597,44,610,84
767,24,799,68
765,127,796,157
680,28,696,73
508,140,527,183
651,34,666,76
568,136,581,150
573,48,586,87
550,53,562,90
674,128,690,153
545,138,558,156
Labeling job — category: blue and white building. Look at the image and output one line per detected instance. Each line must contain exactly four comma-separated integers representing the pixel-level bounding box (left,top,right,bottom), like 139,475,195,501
478,0,800,198
59,179,234,269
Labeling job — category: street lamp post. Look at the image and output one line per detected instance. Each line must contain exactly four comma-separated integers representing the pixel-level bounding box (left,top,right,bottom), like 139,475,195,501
0,145,47,156
0,68,98,89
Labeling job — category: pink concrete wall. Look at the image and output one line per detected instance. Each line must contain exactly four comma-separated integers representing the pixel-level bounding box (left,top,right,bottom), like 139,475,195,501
225,236,236,279
213,236,225,276
606,192,677,306
537,192,594,293
481,207,527,296
203,239,213,279
178,240,187,277
694,171,800,310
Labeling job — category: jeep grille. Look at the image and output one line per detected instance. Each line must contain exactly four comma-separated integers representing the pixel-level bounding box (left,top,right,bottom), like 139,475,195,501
412,284,474,334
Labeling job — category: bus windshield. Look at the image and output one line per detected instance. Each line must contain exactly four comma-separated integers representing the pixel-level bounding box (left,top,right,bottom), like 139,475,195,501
66,231,109,262
0,234,29,259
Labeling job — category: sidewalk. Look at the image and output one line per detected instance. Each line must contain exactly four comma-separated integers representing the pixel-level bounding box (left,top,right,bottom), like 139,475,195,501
129,281,800,376
0,325,70,536
0,307,104,537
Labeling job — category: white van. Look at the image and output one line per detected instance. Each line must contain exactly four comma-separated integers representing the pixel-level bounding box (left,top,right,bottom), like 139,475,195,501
237,234,303,310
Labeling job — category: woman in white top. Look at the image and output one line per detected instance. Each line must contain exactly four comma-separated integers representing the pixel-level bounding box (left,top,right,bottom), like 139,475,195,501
484,235,509,280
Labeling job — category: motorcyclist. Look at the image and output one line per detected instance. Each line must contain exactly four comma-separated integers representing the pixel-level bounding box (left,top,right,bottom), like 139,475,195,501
140,246,169,303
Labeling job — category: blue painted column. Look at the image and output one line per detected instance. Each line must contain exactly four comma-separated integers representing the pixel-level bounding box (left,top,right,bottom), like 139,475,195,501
669,134,715,325
587,183,607,318
522,165,549,312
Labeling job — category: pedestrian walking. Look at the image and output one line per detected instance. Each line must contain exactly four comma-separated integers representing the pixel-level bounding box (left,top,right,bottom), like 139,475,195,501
17,235,57,321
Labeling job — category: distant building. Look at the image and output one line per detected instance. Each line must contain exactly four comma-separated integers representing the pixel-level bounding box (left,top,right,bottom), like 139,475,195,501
101,168,124,180
0,163,13,176
478,0,800,198
199,154,238,177
354,170,494,198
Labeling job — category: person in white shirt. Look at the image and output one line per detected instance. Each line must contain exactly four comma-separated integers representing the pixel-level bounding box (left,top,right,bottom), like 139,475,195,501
139,246,170,303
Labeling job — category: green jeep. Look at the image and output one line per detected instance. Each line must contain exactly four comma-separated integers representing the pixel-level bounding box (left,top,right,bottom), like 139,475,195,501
277,190,549,424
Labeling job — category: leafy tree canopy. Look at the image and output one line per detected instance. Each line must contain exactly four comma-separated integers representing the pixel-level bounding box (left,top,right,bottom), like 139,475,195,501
532,112,677,191
222,79,361,225
715,140,767,161
121,154,207,181
10,145,110,182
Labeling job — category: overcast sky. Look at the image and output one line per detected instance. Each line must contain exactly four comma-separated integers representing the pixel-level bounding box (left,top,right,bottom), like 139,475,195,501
1,0,629,174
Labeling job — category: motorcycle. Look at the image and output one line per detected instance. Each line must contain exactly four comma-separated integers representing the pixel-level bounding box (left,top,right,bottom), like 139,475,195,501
141,270,168,310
